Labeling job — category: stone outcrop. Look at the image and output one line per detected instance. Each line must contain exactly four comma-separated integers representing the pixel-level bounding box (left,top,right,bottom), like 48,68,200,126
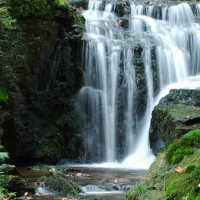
150,89,200,154
0,6,84,164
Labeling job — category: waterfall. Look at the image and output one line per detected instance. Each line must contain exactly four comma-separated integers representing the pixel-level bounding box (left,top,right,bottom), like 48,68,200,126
79,0,200,169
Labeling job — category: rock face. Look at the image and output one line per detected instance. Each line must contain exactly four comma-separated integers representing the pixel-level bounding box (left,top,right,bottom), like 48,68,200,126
150,89,200,154
0,8,84,164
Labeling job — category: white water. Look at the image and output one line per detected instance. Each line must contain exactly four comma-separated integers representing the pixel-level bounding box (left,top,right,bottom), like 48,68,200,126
79,1,200,169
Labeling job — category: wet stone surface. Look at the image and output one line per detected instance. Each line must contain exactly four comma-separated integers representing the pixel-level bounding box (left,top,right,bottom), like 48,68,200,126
11,165,145,200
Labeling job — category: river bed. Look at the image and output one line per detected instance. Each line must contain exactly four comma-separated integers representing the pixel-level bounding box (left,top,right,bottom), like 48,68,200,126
13,165,145,200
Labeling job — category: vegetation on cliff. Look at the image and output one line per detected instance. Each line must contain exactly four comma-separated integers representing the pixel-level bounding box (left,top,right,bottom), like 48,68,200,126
8,0,58,19
0,0,84,164
126,129,200,200
0,175,15,199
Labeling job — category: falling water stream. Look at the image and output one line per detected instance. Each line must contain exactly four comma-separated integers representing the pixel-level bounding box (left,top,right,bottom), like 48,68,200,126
78,0,200,170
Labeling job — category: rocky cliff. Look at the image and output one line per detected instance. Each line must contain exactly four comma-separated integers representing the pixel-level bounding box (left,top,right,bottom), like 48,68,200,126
0,1,84,164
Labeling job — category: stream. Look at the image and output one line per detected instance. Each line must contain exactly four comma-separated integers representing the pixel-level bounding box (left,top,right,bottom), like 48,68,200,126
13,166,145,200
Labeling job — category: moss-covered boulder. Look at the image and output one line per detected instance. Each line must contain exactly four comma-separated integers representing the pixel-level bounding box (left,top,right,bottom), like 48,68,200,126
126,129,200,200
150,89,200,154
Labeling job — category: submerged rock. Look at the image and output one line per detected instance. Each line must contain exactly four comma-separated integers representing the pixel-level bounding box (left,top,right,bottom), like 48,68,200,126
0,164,16,174
150,89,200,154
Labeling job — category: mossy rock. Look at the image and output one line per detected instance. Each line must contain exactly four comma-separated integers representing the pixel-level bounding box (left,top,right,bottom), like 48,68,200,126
8,0,58,19
41,175,81,195
167,104,200,122
165,155,200,199
166,129,200,164
0,5,15,29
150,89,200,154
0,87,9,103
127,129,200,200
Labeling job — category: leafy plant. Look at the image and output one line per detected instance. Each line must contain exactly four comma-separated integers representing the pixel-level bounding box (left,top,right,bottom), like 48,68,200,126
126,184,146,200
0,87,9,103
56,0,66,6
0,175,15,199
8,0,58,19
0,7,15,29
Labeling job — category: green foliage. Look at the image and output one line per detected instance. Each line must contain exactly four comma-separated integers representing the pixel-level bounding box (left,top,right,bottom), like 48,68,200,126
8,0,58,19
70,8,85,26
42,175,81,195
56,0,66,6
166,129,200,164
182,129,200,147
0,6,15,29
165,159,200,200
166,140,193,164
0,87,8,103
0,4,22,90
168,104,200,121
126,184,147,200
0,175,15,199
126,129,200,200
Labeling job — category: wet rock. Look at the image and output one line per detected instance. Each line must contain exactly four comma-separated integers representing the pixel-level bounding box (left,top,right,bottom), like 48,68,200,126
8,177,37,196
69,0,88,9
150,89,200,154
115,0,131,17
0,164,16,174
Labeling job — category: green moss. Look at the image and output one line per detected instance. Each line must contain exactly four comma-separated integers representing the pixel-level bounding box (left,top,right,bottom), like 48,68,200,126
8,0,58,19
71,10,85,26
126,184,147,200
0,175,15,199
0,87,9,103
182,129,200,147
0,7,15,29
56,0,66,6
166,140,193,164
42,175,81,195
167,104,200,121
126,129,200,200
166,129,200,164
165,159,200,200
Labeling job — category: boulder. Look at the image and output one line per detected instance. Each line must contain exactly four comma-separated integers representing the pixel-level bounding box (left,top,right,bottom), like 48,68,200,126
150,89,200,154
0,164,16,174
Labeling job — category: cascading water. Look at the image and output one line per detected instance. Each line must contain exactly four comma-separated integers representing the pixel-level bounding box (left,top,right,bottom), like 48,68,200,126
79,0,200,169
